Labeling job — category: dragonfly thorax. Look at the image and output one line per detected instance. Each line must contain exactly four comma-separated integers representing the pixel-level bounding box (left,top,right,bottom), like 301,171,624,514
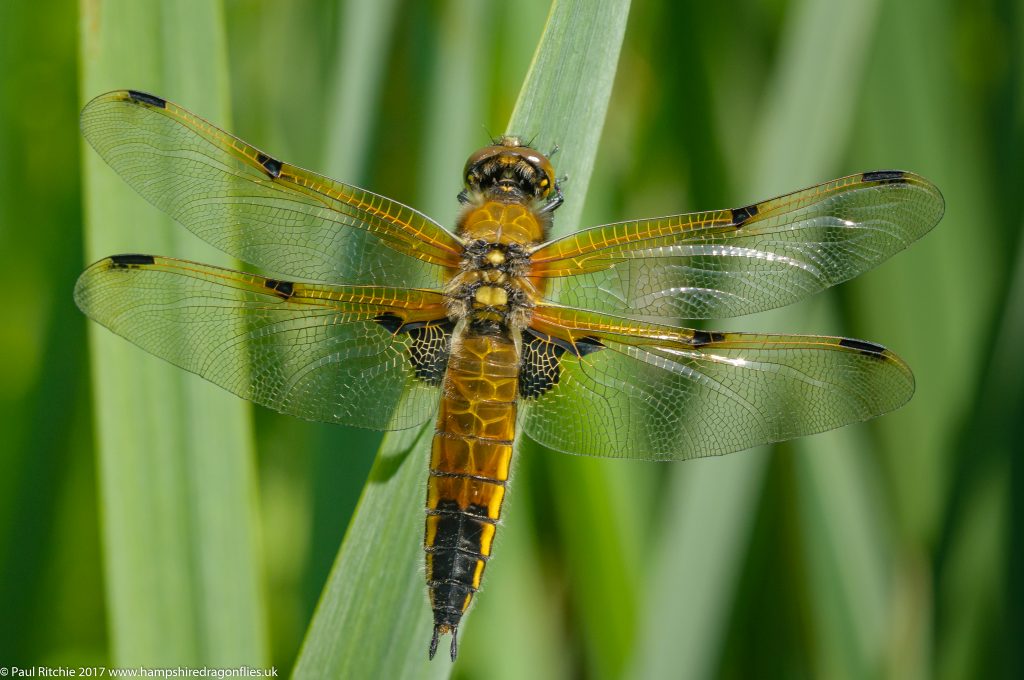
445,240,535,329
461,239,530,275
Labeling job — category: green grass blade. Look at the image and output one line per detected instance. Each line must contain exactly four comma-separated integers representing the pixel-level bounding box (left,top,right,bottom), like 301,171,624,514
509,0,632,236
935,130,1024,680
79,0,267,665
417,0,494,220
293,1,630,675
793,309,891,680
851,0,1001,546
849,1,1005,677
510,2,636,675
933,218,1020,680
631,453,769,680
307,0,401,633
321,0,400,182
291,426,447,679
631,1,885,677
758,2,897,678
936,463,1008,680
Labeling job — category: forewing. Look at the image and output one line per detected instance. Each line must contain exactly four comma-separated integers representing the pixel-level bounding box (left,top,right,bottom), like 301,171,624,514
532,172,943,322
520,305,914,459
80,90,463,287
74,255,450,430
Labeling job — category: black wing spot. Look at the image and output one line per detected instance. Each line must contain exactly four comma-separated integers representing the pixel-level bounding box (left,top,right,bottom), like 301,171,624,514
264,278,294,299
862,170,905,184
731,203,759,227
127,90,167,108
256,152,283,178
109,254,155,268
691,329,727,347
839,337,887,356
525,328,603,358
574,336,605,356
374,313,405,334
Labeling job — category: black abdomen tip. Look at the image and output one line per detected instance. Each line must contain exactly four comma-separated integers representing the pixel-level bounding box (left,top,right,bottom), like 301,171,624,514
429,623,459,662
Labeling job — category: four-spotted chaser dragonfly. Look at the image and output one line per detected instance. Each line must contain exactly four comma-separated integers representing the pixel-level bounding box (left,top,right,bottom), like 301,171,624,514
75,90,944,661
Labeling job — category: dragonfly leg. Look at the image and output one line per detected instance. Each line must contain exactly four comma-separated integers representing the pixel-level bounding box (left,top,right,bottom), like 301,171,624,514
538,185,564,214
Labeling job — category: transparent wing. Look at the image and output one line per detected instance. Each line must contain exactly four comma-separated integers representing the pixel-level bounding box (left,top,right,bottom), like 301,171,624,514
532,172,943,322
520,304,914,459
74,254,451,430
80,90,463,287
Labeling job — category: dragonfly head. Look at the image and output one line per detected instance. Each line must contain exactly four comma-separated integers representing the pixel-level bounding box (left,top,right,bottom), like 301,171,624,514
463,136,557,201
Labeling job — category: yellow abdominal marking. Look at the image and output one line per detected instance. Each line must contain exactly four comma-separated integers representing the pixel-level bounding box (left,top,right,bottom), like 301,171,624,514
474,285,508,307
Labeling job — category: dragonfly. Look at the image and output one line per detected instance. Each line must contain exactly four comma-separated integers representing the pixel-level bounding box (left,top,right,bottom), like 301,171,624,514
75,90,944,662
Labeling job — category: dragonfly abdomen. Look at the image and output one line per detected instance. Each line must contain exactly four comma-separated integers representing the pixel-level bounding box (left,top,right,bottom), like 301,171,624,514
425,324,519,660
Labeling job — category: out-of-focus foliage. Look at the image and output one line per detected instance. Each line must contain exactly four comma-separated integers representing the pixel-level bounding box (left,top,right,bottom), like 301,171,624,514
79,1,266,667
0,0,1018,678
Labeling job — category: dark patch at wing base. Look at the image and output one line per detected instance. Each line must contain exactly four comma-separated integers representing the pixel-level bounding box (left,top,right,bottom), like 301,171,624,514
374,314,453,385
407,321,455,385
519,335,563,399
520,329,604,399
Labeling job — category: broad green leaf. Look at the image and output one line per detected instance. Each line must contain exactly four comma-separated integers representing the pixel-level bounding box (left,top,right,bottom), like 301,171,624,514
508,0,632,236
79,0,266,666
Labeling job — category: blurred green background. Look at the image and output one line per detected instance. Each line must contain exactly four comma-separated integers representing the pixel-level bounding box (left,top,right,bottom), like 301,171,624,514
0,0,1019,678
